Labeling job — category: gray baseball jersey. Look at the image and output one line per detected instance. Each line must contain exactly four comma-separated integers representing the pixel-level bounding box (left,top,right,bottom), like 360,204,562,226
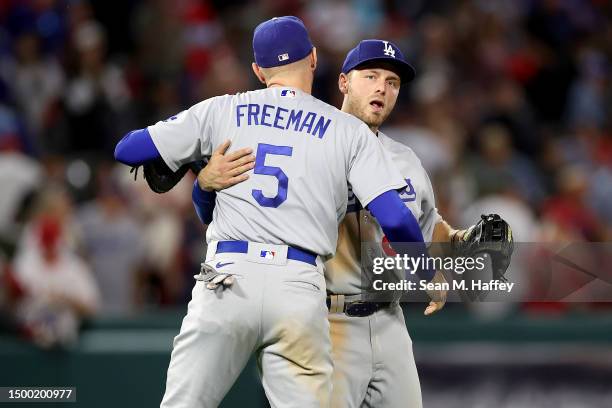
325,131,442,295
148,87,406,257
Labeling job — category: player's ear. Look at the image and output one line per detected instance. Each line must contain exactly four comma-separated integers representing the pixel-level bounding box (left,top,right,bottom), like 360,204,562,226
310,47,317,71
251,63,267,85
338,73,349,95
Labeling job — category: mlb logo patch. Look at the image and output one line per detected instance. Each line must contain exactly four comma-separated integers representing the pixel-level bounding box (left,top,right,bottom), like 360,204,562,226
278,53,289,62
260,250,276,259
280,89,296,98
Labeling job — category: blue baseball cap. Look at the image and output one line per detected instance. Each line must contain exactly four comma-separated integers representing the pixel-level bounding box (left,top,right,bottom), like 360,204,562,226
342,39,416,85
253,16,314,68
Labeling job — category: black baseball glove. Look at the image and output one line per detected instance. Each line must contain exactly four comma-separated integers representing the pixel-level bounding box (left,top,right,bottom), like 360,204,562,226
452,214,514,281
131,158,207,194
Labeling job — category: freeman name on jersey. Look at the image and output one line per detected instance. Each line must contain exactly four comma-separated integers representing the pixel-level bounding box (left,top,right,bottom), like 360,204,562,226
236,103,332,139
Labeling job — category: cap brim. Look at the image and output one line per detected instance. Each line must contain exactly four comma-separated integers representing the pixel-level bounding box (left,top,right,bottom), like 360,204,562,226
351,57,416,85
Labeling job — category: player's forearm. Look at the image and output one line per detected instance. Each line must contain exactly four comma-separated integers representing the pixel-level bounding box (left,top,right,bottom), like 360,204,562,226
431,220,467,257
114,128,161,166
432,220,466,243
192,179,216,225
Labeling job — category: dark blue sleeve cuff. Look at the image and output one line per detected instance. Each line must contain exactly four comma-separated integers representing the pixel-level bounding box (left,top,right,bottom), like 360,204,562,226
192,179,216,225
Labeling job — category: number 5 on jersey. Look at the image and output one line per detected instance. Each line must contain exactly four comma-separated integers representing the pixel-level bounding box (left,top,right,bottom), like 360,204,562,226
252,143,293,208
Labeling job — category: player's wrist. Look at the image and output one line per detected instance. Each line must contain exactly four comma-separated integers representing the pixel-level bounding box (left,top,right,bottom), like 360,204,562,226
197,175,215,192
451,227,472,243
450,229,463,244
450,228,469,252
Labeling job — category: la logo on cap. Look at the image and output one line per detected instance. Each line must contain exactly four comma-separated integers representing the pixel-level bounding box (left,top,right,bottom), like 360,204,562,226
382,41,396,58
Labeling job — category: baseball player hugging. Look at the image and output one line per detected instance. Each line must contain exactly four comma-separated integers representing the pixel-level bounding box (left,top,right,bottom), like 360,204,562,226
115,16,431,408
193,38,514,408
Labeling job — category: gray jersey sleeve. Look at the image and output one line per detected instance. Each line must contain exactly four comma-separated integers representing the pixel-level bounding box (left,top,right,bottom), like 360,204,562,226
347,123,406,207
147,98,219,171
418,166,442,242
379,132,441,241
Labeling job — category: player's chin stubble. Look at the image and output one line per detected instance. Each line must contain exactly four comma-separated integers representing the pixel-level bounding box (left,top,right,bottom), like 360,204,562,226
362,106,389,130
346,97,385,131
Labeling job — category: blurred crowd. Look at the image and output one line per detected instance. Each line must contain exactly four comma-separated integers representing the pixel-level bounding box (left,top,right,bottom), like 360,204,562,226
0,0,611,346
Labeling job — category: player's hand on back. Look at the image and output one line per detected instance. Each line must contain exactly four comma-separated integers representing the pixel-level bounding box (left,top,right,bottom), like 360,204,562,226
197,140,256,192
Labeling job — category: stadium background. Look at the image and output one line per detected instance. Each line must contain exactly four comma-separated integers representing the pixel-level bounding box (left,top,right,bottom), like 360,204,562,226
0,0,611,406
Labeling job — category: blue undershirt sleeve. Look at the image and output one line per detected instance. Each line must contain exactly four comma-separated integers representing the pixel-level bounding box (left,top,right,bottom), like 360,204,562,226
114,128,161,166
192,180,217,225
367,190,435,281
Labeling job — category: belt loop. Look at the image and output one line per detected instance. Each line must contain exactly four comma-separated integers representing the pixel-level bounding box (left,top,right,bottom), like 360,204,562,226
336,295,345,313
330,295,338,313
205,241,218,261
330,295,346,313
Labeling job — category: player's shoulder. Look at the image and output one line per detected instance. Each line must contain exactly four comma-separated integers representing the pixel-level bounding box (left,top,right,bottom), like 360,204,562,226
199,89,267,104
227,87,288,100
189,92,259,116
315,105,372,145
231,88,267,99
378,131,424,167
312,101,364,128
218,87,296,105
189,93,232,112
